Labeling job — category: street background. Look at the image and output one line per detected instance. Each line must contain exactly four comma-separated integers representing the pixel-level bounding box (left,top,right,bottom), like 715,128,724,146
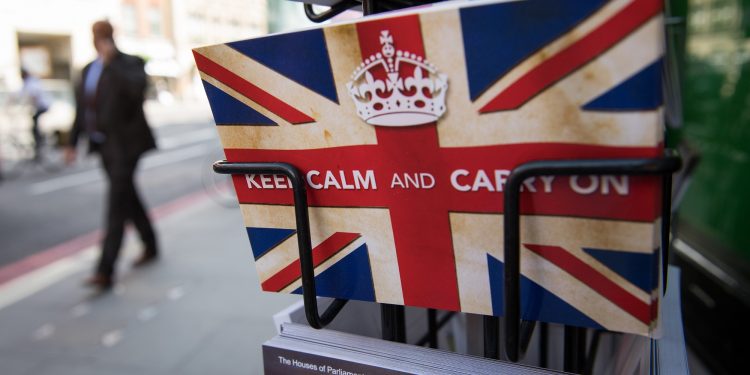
0,99,301,374
0,2,350,374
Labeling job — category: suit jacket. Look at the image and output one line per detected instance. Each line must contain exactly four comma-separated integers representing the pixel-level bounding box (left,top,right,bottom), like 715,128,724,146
70,51,156,159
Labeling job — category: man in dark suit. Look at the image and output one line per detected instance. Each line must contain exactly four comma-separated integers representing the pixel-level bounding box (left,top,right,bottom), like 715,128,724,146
66,20,158,289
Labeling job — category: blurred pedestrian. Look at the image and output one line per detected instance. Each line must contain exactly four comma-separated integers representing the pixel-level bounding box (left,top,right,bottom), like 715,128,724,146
18,68,51,158
65,20,159,289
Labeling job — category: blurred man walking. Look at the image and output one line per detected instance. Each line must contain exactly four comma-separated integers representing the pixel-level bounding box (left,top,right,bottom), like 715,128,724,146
66,20,158,289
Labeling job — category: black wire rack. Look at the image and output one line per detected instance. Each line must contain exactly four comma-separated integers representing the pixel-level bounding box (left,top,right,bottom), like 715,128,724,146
302,0,445,23
213,150,681,372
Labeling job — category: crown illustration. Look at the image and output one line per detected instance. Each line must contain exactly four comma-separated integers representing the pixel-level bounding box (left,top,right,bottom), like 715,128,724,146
346,30,448,127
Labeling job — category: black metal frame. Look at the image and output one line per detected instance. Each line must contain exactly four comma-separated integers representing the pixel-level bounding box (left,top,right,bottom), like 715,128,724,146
380,304,406,343
213,161,415,343
304,0,359,23
215,150,680,366
213,161,348,329
497,150,682,364
302,0,446,22
213,148,680,375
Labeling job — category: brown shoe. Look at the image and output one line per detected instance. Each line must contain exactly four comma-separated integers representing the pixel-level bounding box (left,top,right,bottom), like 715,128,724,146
132,253,158,268
84,274,113,289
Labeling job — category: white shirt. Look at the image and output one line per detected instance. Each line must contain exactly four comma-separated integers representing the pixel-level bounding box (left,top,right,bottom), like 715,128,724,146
19,75,51,111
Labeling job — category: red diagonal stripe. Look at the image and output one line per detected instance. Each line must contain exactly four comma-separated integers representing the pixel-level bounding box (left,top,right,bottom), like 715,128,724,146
261,232,361,292
480,0,662,113
193,51,315,124
525,244,651,325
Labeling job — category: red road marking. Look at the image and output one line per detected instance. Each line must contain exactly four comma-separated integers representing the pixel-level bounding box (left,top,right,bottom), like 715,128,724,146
0,189,212,287
0,230,102,286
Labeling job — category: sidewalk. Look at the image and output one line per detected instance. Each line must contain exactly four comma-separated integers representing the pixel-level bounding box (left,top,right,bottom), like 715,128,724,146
0,192,300,375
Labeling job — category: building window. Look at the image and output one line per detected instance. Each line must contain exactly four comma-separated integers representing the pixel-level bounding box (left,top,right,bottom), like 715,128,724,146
149,6,162,36
122,3,138,36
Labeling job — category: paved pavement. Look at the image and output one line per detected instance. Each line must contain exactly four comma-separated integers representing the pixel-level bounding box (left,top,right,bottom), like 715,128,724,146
0,98,223,267
0,190,301,374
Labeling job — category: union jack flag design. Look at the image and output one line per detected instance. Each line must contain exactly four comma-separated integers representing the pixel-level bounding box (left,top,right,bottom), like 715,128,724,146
194,0,665,335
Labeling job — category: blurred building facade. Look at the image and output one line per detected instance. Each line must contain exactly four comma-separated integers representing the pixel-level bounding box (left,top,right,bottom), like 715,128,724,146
0,0,272,101
268,0,316,34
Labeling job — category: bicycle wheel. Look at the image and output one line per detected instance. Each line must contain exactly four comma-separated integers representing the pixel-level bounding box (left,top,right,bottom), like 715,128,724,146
0,135,30,180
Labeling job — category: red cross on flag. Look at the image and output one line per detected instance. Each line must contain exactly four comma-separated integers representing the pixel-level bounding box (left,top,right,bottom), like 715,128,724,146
194,0,665,336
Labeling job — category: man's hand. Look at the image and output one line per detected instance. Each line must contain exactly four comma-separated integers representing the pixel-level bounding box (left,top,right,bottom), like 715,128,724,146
64,147,77,165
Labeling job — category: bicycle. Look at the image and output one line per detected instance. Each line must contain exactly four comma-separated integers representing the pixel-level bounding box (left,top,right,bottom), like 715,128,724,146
0,103,66,180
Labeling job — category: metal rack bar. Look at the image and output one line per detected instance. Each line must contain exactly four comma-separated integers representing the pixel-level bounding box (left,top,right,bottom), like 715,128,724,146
427,308,438,348
304,0,359,22
302,0,446,22
661,173,673,293
483,315,500,359
416,310,454,347
564,326,587,373
362,0,375,15
539,322,549,368
501,150,682,362
213,161,348,329
381,304,406,342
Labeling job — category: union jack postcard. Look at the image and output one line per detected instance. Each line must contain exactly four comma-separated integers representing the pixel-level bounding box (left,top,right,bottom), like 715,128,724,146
194,0,665,336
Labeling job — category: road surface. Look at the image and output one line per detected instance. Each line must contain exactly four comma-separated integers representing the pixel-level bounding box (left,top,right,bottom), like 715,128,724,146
0,102,232,267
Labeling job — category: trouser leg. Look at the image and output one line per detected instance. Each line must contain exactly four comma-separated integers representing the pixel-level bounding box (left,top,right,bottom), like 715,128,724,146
97,155,136,277
128,158,157,255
